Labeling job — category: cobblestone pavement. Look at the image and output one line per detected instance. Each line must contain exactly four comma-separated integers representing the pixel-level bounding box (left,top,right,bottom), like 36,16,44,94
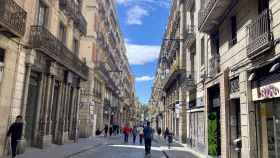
13,135,200,158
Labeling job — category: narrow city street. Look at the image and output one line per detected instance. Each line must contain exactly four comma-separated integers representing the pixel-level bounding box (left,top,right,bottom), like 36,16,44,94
16,136,199,158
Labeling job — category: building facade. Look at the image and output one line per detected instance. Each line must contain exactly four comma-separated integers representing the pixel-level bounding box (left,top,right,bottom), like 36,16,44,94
0,0,89,155
152,0,280,157
79,0,135,137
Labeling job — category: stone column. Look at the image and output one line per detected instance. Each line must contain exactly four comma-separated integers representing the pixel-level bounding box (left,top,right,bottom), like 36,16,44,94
69,87,76,139
220,69,230,158
54,82,64,144
41,74,53,146
239,70,257,158
34,74,45,147
47,77,55,135
74,87,81,142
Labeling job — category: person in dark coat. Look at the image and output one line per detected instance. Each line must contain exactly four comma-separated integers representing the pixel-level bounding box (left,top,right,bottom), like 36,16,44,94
7,115,23,158
104,124,108,137
143,122,153,155
109,125,113,136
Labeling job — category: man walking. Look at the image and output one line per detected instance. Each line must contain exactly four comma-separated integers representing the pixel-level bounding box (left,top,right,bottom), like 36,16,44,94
143,122,153,155
132,126,138,144
7,115,23,158
104,124,108,137
123,124,130,143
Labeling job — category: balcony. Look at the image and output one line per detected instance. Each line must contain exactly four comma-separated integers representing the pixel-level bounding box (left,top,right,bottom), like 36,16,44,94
59,0,87,35
184,71,195,88
59,0,79,19
185,25,196,48
186,0,194,11
208,54,220,77
29,26,89,80
74,11,87,35
98,63,118,92
163,61,185,90
247,9,273,58
0,0,27,37
198,0,232,33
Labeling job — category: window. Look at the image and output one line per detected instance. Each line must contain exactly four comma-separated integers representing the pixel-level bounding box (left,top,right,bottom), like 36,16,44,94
0,48,5,83
73,38,79,55
59,23,67,44
200,37,205,66
37,2,48,27
229,16,237,48
0,48,4,63
211,31,219,55
200,0,205,9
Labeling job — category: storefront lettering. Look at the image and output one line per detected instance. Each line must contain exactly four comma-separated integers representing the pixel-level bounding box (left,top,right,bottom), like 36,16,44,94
258,85,280,99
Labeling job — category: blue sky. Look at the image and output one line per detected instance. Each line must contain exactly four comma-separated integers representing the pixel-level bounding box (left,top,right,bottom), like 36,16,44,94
116,0,170,104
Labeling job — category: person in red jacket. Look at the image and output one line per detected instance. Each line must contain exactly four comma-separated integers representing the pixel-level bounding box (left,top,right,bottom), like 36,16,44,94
123,124,130,143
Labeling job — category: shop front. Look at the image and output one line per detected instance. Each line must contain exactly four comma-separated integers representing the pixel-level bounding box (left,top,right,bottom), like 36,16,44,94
252,72,280,158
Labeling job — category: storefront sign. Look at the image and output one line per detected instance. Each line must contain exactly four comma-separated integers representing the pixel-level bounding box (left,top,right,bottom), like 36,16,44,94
252,82,280,101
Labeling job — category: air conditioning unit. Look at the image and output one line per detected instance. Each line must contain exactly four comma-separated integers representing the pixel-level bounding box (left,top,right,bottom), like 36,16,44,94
0,62,4,83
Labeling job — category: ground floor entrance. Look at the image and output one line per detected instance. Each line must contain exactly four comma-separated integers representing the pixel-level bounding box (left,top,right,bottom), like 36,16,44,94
255,99,280,158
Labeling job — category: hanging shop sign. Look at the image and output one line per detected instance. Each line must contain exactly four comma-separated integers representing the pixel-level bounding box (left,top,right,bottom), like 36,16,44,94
252,82,280,101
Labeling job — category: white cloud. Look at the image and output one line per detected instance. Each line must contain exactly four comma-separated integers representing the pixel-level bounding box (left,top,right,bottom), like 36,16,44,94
126,5,149,25
136,76,154,82
126,43,160,65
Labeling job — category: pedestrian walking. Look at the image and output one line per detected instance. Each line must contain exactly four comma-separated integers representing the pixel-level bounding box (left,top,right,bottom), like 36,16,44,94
109,125,113,137
138,126,144,145
132,126,138,144
143,122,153,155
123,124,130,143
104,124,108,137
164,127,170,140
157,127,162,136
6,115,23,158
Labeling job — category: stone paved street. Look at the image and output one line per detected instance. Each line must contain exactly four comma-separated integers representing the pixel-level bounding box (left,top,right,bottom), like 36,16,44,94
13,136,200,158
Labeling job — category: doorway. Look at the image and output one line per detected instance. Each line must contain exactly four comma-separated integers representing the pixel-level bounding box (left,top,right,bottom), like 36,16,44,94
230,99,241,158
25,72,40,146
256,100,280,158
208,85,221,157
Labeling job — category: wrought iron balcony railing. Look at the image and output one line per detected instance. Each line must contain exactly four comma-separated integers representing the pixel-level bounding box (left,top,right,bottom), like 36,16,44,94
247,9,273,58
59,0,87,35
186,0,194,11
59,0,79,19
198,0,232,33
74,11,87,35
208,54,220,77
0,0,27,37
29,26,89,80
185,25,196,48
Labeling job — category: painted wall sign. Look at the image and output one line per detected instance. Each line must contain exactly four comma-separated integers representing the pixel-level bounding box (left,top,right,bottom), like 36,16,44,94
252,82,280,101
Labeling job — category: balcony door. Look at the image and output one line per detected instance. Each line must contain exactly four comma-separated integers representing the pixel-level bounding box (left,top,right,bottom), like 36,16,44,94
37,1,48,27
258,0,269,14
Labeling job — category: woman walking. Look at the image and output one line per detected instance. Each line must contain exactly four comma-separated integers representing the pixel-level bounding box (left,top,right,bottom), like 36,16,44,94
138,125,144,145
